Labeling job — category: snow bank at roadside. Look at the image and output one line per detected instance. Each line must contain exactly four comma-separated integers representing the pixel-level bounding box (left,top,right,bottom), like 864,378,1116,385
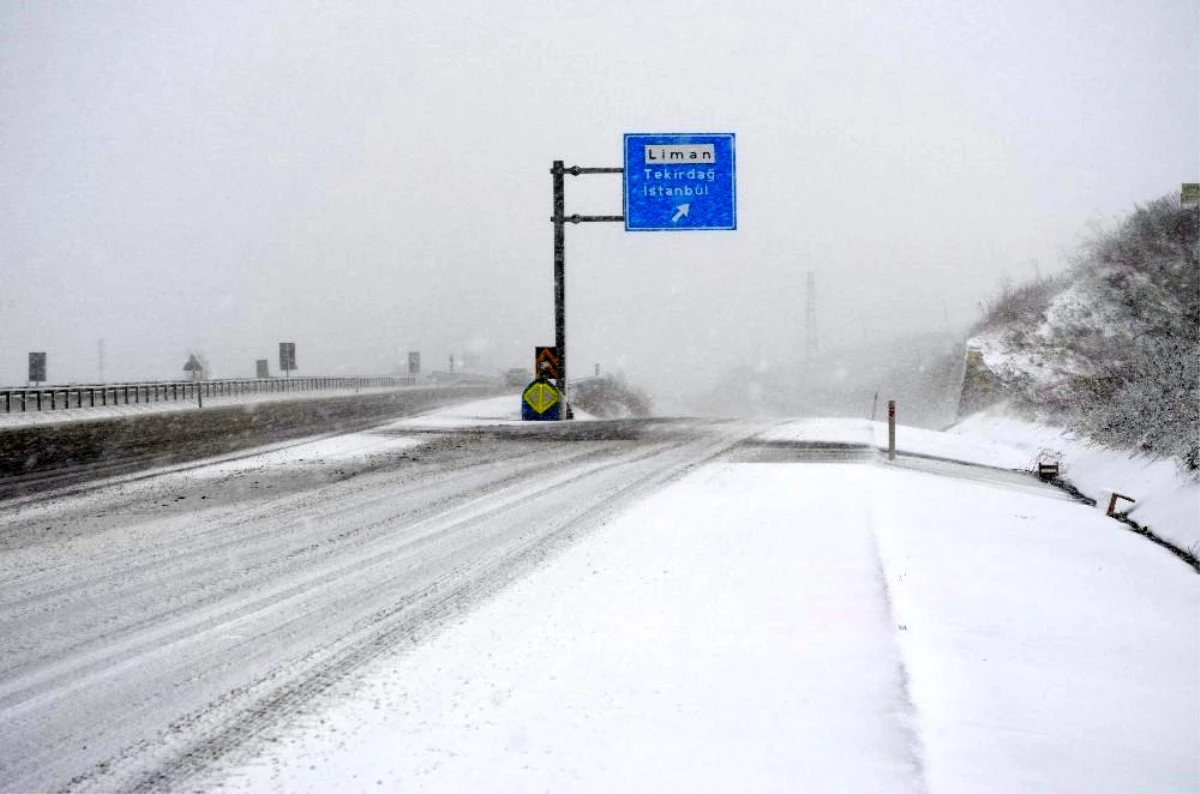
870,465,1198,792
760,418,1030,469
770,409,1200,556
950,408,1199,553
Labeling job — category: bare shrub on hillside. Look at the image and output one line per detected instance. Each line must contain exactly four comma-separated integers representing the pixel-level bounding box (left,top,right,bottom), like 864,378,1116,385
1074,196,1200,341
972,275,1066,333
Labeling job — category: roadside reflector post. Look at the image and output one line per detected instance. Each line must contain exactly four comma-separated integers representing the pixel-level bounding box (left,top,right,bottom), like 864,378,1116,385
1106,491,1136,517
888,400,896,460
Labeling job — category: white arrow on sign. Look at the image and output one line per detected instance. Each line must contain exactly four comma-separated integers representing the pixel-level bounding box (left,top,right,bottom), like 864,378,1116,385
671,203,690,223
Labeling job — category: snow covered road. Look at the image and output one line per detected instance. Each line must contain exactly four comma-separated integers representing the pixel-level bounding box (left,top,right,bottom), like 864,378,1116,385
0,410,763,792
201,448,1198,794
0,403,1195,792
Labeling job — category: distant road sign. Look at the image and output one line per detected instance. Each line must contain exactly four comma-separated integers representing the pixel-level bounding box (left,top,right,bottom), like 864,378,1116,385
522,379,561,420
535,346,560,381
408,351,421,375
28,352,46,383
1183,183,1200,206
256,359,270,379
624,133,736,231
279,342,296,373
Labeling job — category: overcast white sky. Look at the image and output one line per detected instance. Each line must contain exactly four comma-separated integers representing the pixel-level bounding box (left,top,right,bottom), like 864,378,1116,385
2,0,1197,398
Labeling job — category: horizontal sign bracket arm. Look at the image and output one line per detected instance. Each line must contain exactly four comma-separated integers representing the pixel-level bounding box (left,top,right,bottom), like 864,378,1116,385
550,215,625,224
550,164,624,176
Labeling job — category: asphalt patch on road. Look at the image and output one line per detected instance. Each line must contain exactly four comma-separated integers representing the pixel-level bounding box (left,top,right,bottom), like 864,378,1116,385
453,417,724,444
729,440,879,463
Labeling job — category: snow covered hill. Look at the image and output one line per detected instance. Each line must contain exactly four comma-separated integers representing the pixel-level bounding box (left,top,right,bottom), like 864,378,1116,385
961,195,1198,473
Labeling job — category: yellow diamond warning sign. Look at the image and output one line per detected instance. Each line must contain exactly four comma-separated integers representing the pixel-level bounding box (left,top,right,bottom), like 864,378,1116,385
523,380,560,414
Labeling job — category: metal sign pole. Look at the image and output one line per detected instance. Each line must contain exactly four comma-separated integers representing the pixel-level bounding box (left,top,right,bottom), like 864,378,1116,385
549,162,623,420
552,161,567,409
541,135,733,422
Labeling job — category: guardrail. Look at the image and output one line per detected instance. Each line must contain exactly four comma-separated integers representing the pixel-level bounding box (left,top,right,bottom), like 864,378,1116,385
2,376,417,414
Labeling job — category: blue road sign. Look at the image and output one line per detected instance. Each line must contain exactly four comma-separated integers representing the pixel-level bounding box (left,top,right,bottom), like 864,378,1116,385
624,133,736,232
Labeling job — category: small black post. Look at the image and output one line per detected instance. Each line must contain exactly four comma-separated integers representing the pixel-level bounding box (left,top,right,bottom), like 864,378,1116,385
888,400,897,460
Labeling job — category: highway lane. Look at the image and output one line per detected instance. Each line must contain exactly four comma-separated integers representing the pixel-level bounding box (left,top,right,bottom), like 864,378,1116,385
0,385,502,499
0,417,764,792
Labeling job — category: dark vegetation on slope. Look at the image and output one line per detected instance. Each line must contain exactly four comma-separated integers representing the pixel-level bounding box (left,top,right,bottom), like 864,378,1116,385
570,375,654,418
967,195,1199,473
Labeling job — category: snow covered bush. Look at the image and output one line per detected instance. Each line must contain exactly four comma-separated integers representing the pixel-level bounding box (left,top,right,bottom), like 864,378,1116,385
968,195,1199,474
1069,337,1199,470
